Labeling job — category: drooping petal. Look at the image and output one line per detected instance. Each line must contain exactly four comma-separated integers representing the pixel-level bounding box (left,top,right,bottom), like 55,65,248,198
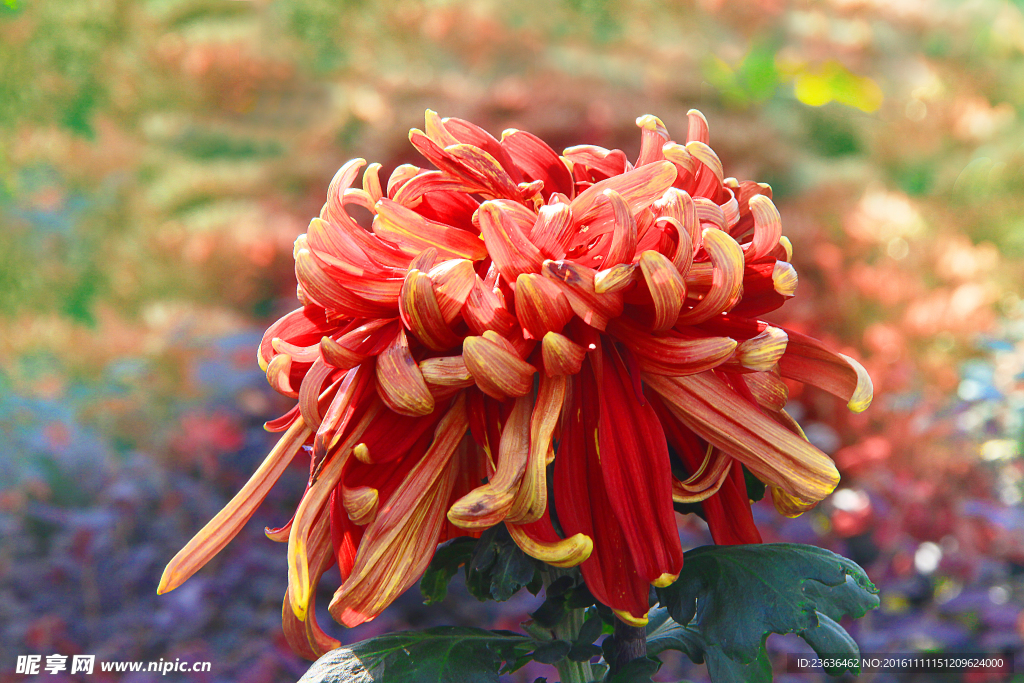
282,508,339,660
328,396,468,627
554,372,651,624
286,397,382,619
702,461,763,545
778,331,874,412
644,371,840,502
507,513,592,568
507,373,567,524
448,394,532,528
375,329,435,416
742,370,789,412
596,342,684,586
158,418,312,595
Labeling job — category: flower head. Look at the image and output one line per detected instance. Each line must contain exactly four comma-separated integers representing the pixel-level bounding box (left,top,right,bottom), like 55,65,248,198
159,110,872,654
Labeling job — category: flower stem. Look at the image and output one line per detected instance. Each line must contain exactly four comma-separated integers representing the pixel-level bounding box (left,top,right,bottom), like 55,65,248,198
552,604,594,683
609,619,647,674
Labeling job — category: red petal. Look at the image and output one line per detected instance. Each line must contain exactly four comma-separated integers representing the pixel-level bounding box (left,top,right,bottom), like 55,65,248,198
596,341,684,585
500,129,575,198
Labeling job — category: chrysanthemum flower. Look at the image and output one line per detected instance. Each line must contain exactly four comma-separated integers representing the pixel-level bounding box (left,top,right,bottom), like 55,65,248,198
159,110,872,657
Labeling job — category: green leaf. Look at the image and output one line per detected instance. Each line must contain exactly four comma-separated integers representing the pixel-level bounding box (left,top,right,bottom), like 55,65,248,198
420,537,477,604
466,525,537,602
530,639,571,664
651,544,879,682
603,656,661,683
298,627,534,683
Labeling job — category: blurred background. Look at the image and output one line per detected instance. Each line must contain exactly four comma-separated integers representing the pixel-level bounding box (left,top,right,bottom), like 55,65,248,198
2,0,1023,681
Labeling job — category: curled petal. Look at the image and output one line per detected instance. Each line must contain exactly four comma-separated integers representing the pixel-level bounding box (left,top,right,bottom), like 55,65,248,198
296,248,392,317
443,143,522,199
602,189,638,267
515,273,574,339
501,128,575,198
686,109,710,144
594,263,636,294
778,331,873,413
387,164,420,198
462,335,537,399
638,250,685,331
693,197,727,230
448,394,532,528
159,418,311,595
562,145,629,178
400,269,461,351
685,141,725,185
320,335,366,370
329,395,468,627
676,228,744,324
298,359,336,429
731,325,788,372
541,260,624,330
541,331,587,377
773,260,798,297
282,510,339,660
477,201,545,282
645,372,840,502
343,485,380,525
569,161,676,242
259,306,333,371
391,170,479,207
323,159,366,227
428,259,476,323
635,114,669,167
462,276,517,335
611,318,736,376
266,353,298,397
272,337,321,364
419,355,473,387
507,517,592,568
373,198,487,261
375,329,435,416
746,194,783,262
507,373,567,524
529,202,576,260
662,141,696,175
